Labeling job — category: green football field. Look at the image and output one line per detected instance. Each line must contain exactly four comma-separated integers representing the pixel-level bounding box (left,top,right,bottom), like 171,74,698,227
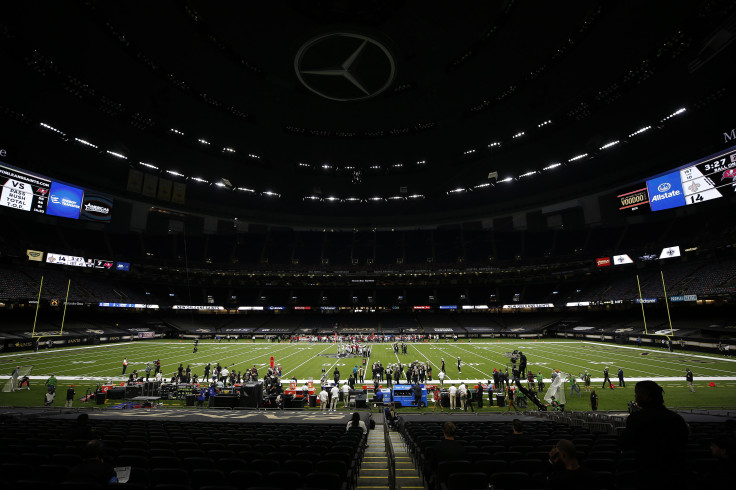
2,339,735,411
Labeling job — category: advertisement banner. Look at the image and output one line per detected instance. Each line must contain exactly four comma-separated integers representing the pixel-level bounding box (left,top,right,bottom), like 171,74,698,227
647,171,686,211
46,182,83,219
26,249,43,261
596,257,611,267
80,191,113,223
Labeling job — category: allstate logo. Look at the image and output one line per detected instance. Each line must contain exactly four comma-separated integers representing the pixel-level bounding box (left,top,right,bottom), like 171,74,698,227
657,182,671,192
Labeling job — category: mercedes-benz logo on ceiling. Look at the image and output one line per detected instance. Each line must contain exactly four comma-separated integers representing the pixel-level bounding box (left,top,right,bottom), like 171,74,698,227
295,32,396,102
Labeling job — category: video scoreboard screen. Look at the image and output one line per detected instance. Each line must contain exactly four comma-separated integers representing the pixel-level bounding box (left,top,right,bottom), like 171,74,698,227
618,144,736,213
0,164,50,213
0,161,113,222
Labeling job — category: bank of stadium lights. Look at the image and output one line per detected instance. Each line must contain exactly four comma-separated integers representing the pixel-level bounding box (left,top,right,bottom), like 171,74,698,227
388,196,404,201
261,191,280,198
463,149,476,155
392,163,403,168
325,196,340,202
447,188,467,194
537,120,552,128
512,132,525,139
322,164,332,170
198,139,210,145
170,128,184,136
74,137,98,149
369,165,381,170
223,147,236,153
599,140,620,150
190,177,208,184
518,171,537,178
106,150,126,159
568,153,588,162
368,197,384,202
345,197,361,202
236,187,255,193
248,154,260,159
40,122,66,137
303,195,321,201
628,126,651,137
408,194,425,200
497,177,513,183
473,183,491,189
487,142,501,148
214,182,227,188
660,107,686,122
543,163,561,171
166,170,185,177
139,162,158,170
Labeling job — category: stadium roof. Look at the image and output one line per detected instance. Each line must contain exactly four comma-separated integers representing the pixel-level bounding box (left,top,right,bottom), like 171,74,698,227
1,1,735,227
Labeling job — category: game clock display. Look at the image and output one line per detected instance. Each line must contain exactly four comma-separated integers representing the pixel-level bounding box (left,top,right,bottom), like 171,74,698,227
619,144,736,213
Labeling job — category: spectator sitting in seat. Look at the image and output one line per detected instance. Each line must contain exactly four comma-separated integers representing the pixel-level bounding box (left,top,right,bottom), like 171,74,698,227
704,433,735,486
430,422,468,489
346,411,367,435
547,439,596,490
619,380,690,489
65,440,118,485
505,418,534,448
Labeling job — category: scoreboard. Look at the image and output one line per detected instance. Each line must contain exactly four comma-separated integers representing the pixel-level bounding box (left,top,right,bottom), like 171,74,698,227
619,144,736,213
0,164,50,213
0,161,113,222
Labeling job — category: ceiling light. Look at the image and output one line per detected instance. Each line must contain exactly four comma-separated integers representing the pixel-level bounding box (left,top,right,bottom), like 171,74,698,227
448,188,467,194
223,147,236,153
40,122,66,136
628,126,651,137
488,142,501,147
568,153,588,162
474,183,491,189
519,171,537,178
198,139,210,145
262,191,280,197
537,120,552,128
543,163,561,171
74,138,98,148
190,177,208,183
497,177,513,183
661,107,686,121
139,162,158,170
170,128,184,135
166,170,184,177
106,150,126,159
407,194,425,200
512,132,525,139
236,187,255,193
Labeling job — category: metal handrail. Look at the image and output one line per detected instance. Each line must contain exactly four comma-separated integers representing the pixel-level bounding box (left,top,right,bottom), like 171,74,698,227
384,420,396,490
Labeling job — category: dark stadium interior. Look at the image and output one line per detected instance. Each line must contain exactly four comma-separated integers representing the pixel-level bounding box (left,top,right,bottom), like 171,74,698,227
1,2,736,490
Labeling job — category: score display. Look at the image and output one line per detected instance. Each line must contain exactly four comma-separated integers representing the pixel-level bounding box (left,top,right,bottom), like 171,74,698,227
619,144,736,213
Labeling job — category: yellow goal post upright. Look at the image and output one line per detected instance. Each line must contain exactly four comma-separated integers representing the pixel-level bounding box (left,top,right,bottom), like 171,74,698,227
30,276,71,347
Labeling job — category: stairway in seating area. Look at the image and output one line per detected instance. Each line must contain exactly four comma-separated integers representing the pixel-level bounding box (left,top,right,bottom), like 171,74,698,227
357,423,426,490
